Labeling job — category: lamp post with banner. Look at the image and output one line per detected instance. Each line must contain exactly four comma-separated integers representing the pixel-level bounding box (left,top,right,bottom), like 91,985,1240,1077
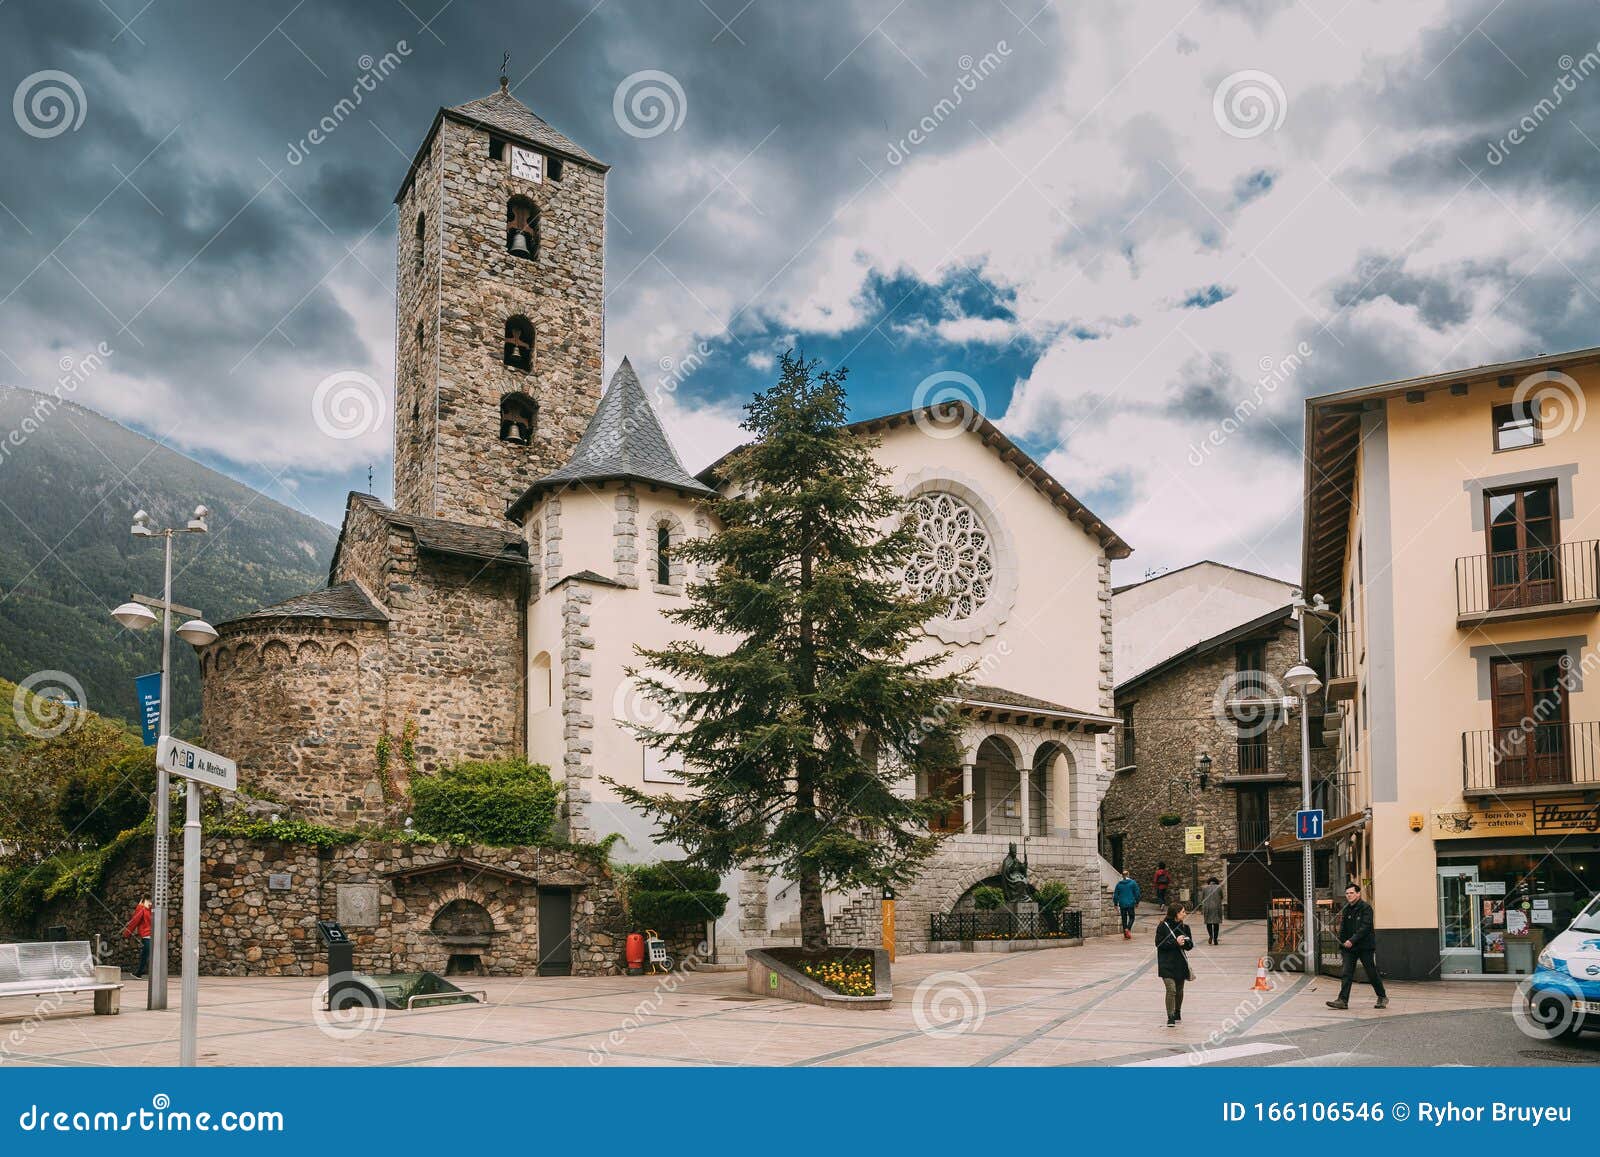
110,505,217,1014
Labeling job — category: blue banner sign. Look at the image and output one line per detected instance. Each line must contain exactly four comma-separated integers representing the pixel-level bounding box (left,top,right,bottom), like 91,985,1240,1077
135,672,161,746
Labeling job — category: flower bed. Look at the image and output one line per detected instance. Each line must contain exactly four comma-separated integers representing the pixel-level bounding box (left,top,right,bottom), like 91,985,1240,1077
794,953,875,996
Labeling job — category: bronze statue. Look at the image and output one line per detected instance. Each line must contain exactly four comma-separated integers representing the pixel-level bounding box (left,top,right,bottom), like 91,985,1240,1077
1000,841,1029,904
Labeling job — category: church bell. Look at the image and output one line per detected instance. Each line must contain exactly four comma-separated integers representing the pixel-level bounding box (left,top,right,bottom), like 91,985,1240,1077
508,230,532,257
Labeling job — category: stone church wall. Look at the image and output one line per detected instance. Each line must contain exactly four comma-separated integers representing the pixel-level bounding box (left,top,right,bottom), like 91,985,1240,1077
12,837,624,978
364,539,527,780
201,623,390,823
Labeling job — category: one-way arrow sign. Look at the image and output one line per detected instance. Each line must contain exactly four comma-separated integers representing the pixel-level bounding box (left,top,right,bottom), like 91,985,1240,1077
157,735,237,791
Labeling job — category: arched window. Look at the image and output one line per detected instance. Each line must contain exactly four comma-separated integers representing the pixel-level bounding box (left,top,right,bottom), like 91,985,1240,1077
413,211,425,273
505,197,538,260
500,392,536,444
502,316,533,370
656,522,672,586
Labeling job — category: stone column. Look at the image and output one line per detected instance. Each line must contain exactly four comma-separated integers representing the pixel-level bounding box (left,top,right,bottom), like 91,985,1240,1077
961,763,975,834
1019,761,1032,838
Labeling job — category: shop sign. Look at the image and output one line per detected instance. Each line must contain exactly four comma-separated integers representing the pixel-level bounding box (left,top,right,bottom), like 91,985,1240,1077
1532,799,1600,835
1432,800,1534,838
1434,795,1600,838
1465,880,1507,896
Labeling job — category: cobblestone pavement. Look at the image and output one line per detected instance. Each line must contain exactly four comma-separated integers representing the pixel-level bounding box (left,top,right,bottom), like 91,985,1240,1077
0,920,1527,1067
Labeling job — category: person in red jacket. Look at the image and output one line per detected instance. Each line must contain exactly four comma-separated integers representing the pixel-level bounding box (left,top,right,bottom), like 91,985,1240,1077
1153,862,1172,907
122,898,152,979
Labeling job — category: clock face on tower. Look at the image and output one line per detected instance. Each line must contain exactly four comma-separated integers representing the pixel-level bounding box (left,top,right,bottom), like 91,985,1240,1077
510,146,542,183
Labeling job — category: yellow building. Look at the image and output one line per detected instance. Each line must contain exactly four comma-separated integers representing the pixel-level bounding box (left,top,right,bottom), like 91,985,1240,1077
1303,347,1600,981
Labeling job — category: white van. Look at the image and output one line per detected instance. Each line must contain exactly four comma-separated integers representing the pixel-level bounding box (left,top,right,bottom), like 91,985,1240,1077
1526,890,1600,1037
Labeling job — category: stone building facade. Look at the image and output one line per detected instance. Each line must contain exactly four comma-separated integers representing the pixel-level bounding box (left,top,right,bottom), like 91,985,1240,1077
12,837,626,979
1104,606,1340,918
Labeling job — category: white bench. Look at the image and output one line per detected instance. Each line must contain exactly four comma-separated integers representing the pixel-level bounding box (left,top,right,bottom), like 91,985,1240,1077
0,941,122,1014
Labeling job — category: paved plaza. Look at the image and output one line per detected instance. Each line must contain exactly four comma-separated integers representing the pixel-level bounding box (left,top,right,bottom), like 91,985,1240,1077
0,921,1555,1067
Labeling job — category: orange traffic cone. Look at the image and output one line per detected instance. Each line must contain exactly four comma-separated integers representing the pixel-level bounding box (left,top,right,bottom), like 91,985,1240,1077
1251,956,1273,992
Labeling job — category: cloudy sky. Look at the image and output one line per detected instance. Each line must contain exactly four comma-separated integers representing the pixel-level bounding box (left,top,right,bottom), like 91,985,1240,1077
3,0,1599,582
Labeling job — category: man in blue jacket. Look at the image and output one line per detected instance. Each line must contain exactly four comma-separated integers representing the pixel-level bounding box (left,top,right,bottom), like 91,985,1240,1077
1113,870,1141,939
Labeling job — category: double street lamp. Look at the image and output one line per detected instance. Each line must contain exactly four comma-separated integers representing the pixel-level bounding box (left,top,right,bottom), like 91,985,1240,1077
1287,591,1333,974
110,505,216,1022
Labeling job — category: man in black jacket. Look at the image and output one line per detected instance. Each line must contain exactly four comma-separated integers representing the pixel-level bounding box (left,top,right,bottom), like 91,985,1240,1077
1326,883,1388,1009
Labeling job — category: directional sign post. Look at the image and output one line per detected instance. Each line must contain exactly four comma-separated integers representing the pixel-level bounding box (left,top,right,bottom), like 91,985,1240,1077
156,736,237,791
1295,808,1325,841
155,734,234,1069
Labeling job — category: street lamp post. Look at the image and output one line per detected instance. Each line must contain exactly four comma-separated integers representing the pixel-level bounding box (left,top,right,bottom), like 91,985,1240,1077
110,506,214,1022
1191,752,1211,906
1285,591,1330,975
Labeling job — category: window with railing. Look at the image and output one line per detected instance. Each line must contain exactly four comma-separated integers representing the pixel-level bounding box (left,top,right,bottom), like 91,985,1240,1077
1236,786,1270,851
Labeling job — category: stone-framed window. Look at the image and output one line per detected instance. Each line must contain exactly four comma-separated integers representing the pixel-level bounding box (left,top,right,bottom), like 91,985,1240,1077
413,211,425,274
647,512,687,594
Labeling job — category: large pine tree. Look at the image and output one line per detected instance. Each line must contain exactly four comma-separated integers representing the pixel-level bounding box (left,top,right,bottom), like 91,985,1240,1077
609,354,966,948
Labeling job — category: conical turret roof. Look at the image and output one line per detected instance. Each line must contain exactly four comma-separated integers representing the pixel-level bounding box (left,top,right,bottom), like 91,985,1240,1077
507,358,714,519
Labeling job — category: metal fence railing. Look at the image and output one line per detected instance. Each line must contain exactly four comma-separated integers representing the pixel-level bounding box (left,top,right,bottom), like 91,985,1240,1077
930,909,1083,942
1463,721,1600,792
1455,540,1600,618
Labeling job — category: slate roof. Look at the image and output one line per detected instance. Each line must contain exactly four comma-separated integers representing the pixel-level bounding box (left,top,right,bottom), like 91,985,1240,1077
449,86,600,165
396,82,605,202
221,580,388,628
962,684,1074,713
954,683,1119,730
344,493,528,570
507,358,715,519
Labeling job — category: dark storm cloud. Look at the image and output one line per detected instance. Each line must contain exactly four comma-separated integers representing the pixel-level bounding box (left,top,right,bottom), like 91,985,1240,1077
1328,0,1600,201
0,0,1061,523
1329,255,1473,331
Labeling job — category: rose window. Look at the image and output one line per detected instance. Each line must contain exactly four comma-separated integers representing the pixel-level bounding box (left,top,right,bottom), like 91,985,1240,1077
905,492,995,621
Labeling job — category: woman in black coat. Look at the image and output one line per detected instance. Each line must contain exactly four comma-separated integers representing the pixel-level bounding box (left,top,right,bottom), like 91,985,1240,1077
1155,903,1195,1027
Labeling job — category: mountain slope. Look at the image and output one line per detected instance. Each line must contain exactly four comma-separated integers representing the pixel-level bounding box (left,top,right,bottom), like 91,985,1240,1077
0,386,338,733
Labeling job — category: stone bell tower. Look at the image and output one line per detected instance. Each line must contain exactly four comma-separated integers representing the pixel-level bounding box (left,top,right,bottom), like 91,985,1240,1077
392,78,607,528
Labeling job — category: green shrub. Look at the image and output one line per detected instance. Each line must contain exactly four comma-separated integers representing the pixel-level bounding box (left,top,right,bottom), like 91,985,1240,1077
972,885,1004,911
55,748,156,847
1034,880,1071,911
410,757,559,846
624,860,728,929
208,818,362,848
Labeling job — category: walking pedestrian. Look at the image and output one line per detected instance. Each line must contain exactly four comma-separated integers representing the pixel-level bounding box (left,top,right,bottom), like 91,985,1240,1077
1155,902,1194,1027
1153,862,1171,907
1198,876,1224,945
1113,870,1141,939
122,897,153,980
1325,882,1389,1010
